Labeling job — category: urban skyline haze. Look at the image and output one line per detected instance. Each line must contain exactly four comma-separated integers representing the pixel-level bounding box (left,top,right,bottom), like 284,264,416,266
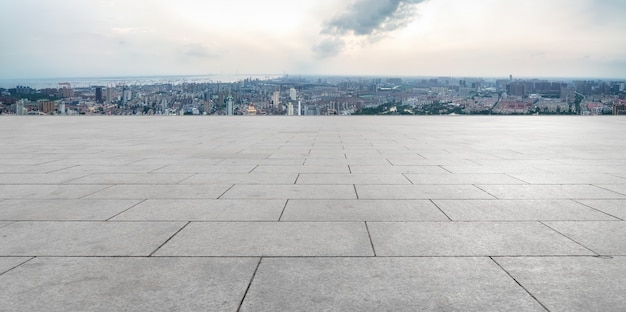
1,0,625,79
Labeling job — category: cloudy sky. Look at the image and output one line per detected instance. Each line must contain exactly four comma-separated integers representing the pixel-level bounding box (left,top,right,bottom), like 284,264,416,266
1,0,625,79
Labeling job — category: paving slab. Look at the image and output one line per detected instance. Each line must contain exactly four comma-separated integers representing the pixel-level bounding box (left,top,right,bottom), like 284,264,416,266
349,165,448,174
367,222,594,256
112,199,285,221
441,165,549,174
0,221,185,256
241,257,545,312
221,185,357,199
296,173,410,185
53,164,166,174
404,173,525,185
0,257,31,275
477,185,625,199
155,222,373,256
152,165,257,173
0,165,74,174
180,173,298,184
0,199,142,221
281,199,448,221
595,184,626,196
252,165,350,174
67,173,193,184
0,257,258,312
494,256,626,312
0,184,110,199
509,174,626,184
85,184,232,199
433,200,617,221
356,185,494,199
575,199,626,219
0,174,87,184
543,221,626,255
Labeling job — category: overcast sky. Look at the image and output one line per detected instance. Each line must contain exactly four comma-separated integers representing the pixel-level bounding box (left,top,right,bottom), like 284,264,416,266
1,0,625,79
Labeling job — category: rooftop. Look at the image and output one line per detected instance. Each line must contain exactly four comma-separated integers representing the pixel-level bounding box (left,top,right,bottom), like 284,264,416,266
0,116,625,311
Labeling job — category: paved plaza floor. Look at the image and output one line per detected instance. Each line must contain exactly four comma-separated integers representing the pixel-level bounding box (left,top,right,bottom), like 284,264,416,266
0,116,625,311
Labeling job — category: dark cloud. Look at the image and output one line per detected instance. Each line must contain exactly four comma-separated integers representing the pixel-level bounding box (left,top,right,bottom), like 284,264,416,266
312,37,346,59
313,0,426,58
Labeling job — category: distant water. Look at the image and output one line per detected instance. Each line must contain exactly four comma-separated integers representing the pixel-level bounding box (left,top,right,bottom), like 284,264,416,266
0,74,282,89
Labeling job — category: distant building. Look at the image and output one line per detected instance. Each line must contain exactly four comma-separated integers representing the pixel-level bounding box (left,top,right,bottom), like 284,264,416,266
287,102,294,115
95,87,103,103
613,103,626,115
272,91,280,110
289,87,297,101
226,94,234,115
38,100,56,114
247,103,257,115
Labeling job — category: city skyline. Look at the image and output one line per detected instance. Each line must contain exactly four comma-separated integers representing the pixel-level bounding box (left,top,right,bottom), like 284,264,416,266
1,0,625,79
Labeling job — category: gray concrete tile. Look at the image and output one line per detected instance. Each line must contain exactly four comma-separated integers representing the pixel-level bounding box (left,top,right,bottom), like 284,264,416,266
495,256,626,312
221,185,357,199
0,221,185,256
252,165,350,174
0,185,110,199
544,221,626,255
477,185,625,199
576,199,626,219
152,165,257,173
442,165,549,174
0,257,258,312
386,158,478,166
67,173,193,184
368,222,594,256
510,174,626,184
281,199,449,221
0,165,74,174
0,221,13,228
595,184,626,196
180,173,298,185
85,184,232,199
297,174,410,185
53,165,166,174
0,257,30,275
350,165,448,174
356,185,494,199
433,200,617,221
304,158,390,166
112,199,285,221
0,174,87,184
242,257,545,312
155,222,373,256
0,199,141,221
405,173,525,185
217,158,305,165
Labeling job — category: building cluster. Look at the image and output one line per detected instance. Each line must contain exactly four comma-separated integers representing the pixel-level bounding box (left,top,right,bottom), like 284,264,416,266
1,75,625,116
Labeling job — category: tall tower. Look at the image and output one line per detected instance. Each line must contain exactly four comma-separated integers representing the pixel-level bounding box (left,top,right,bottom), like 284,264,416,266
272,91,280,110
297,98,302,116
226,93,234,116
95,87,103,103
289,87,297,101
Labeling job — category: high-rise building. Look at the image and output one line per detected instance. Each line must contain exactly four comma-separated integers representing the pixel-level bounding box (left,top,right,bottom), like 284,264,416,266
38,100,56,114
289,87,297,101
272,91,280,109
226,94,234,115
106,85,113,104
95,87,103,103
287,103,294,115
297,99,302,116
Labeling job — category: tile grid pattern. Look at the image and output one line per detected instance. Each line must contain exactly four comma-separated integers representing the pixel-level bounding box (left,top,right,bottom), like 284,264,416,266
0,116,625,311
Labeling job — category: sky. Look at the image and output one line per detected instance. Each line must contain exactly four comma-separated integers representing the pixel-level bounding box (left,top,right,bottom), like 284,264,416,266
1,0,625,79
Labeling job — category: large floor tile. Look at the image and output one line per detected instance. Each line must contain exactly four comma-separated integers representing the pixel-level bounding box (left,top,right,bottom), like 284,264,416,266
221,185,357,199
0,174,86,184
155,222,373,256
112,199,285,221
0,185,110,199
296,173,410,185
85,184,232,199
544,221,626,255
241,257,545,312
0,257,258,312
477,185,625,199
0,221,185,256
596,184,626,196
180,173,298,184
576,199,626,219
252,165,350,174
433,200,617,221
356,185,494,199
0,199,141,221
495,256,626,312
349,165,448,174
368,222,594,256
0,257,31,275
68,173,193,184
509,174,626,184
281,199,448,221
405,173,525,185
